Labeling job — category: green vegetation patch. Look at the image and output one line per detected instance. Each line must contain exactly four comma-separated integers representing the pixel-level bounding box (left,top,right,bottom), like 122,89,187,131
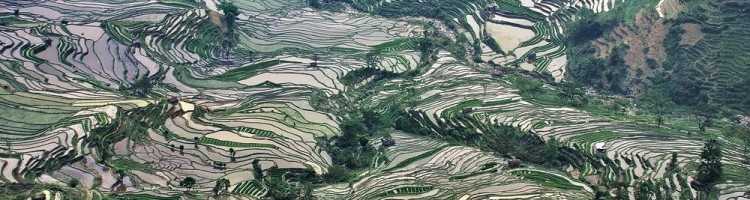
449,168,497,180
372,38,419,52
0,16,40,27
441,99,518,117
173,66,245,89
237,126,279,138
374,185,434,197
199,137,277,148
385,146,447,171
232,180,266,195
110,158,154,173
493,0,545,20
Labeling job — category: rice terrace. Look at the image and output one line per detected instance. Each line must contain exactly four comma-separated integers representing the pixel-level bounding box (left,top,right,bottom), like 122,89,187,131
0,0,749,199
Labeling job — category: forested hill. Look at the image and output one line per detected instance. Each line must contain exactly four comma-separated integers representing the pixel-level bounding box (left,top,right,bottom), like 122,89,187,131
565,0,750,116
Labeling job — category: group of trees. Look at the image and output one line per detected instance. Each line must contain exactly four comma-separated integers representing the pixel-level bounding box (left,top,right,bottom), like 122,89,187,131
566,44,628,94
324,113,381,175
212,178,230,195
391,108,566,168
557,82,589,108
216,1,240,53
89,103,168,164
641,92,675,127
566,8,613,46
218,1,240,30
638,91,722,133
119,77,153,97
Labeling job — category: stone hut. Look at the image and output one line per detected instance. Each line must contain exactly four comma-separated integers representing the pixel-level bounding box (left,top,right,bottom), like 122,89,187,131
492,68,503,77
381,137,396,147
462,107,474,115
507,158,522,169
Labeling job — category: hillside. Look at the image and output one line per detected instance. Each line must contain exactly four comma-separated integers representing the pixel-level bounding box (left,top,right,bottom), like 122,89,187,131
0,0,748,200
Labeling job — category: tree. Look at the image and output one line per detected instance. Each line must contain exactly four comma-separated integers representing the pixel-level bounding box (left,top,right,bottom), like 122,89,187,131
100,149,111,164
517,78,543,97
4,138,10,154
566,8,606,46
635,181,653,200
14,9,19,16
322,165,350,183
680,188,693,200
194,137,200,149
212,178,230,195
218,1,240,29
169,144,175,152
696,139,722,184
541,138,561,167
112,169,126,188
593,186,608,200
252,159,263,179
612,182,629,200
337,118,363,149
642,92,675,127
162,130,169,140
310,54,319,68
365,49,382,68
179,145,184,154
265,175,299,199
692,102,718,133
557,82,588,107
229,148,236,161
308,0,322,9
358,137,369,148
416,38,434,56
180,177,196,191
668,152,679,173
67,179,79,188
121,77,153,97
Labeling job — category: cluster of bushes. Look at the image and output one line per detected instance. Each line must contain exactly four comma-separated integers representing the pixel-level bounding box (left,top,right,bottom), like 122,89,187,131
566,45,628,94
564,7,628,94
316,107,392,183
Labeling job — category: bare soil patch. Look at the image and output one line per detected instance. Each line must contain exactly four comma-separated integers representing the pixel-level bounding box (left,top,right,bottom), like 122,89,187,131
592,38,610,58
659,0,683,19
680,23,704,46
585,174,601,185
209,11,228,33
645,19,670,62
485,22,535,52
590,10,673,93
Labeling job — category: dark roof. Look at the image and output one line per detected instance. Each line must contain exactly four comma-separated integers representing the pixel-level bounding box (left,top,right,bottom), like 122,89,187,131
167,96,179,104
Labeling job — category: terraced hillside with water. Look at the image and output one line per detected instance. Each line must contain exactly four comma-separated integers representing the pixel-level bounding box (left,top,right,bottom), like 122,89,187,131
0,0,748,199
